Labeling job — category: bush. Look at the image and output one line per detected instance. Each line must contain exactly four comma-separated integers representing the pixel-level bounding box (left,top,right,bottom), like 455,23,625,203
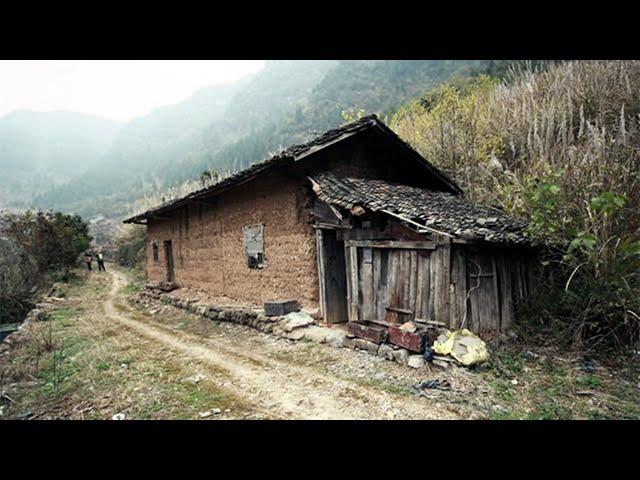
0,210,91,323
390,61,640,351
1,210,92,278
114,224,146,270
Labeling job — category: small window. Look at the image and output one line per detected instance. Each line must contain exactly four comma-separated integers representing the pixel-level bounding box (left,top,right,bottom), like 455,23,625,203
243,224,265,269
152,241,159,262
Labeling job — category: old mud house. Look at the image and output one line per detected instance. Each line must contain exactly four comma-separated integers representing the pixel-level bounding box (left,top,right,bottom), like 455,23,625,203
124,115,537,345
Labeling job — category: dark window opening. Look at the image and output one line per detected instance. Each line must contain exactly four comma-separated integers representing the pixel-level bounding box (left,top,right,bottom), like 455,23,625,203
152,241,159,262
243,224,265,269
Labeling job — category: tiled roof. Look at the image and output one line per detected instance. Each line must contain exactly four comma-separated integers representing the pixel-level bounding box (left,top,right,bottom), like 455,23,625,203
123,115,461,224
312,172,529,246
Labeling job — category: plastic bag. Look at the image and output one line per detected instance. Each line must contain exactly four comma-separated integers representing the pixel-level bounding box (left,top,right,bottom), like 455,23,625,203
433,329,490,366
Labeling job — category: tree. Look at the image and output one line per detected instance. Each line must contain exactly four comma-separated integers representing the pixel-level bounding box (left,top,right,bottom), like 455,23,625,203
1,210,92,279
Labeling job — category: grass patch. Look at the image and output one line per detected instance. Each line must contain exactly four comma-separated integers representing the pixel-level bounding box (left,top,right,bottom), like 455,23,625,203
575,374,603,389
122,283,141,296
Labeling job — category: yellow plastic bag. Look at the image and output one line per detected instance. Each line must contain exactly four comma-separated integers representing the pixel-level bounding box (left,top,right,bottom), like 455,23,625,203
433,329,490,366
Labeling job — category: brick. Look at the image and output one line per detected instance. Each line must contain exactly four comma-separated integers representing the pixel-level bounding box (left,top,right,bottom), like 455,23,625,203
347,322,388,344
264,300,299,317
388,326,425,353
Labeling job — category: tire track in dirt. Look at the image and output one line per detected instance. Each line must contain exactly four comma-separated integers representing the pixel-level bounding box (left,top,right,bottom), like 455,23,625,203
103,269,458,420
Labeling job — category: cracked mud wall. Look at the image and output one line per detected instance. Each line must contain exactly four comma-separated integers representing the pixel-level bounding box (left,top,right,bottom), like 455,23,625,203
146,170,318,309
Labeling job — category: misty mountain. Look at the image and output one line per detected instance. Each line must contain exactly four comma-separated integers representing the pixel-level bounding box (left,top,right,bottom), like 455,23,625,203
12,60,494,218
0,110,122,206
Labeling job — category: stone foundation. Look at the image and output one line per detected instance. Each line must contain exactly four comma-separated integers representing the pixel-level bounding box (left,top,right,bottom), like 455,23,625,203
130,287,422,369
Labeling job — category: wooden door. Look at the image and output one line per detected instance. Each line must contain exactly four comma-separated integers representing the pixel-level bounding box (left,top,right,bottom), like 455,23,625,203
164,240,175,283
345,241,437,324
465,252,500,333
316,229,348,324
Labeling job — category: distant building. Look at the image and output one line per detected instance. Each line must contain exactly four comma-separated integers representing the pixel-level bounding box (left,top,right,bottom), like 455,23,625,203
124,115,536,334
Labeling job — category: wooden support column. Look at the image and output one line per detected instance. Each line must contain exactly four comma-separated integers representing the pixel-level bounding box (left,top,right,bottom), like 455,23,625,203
433,240,451,327
315,229,327,320
344,244,359,322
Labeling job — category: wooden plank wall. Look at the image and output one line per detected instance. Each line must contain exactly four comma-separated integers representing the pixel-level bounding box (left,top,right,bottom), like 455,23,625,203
347,242,443,325
345,239,535,334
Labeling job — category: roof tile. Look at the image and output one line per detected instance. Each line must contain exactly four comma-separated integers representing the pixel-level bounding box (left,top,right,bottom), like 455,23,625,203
312,172,529,246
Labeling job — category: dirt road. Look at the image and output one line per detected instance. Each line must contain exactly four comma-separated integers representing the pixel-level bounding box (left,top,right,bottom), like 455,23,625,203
104,268,459,419
4,266,635,420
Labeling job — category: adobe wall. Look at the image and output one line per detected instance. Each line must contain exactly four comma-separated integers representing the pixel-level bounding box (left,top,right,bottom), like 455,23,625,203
145,170,319,309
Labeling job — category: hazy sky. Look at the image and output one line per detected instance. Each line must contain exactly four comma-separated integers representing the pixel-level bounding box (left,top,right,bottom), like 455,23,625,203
0,60,266,122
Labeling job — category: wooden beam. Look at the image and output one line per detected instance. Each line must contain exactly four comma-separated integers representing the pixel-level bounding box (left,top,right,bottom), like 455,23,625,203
345,240,436,250
315,229,327,321
312,222,340,230
193,198,217,206
381,209,455,238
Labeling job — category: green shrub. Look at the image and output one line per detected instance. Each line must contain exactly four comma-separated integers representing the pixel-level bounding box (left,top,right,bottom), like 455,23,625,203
390,61,640,351
114,225,146,270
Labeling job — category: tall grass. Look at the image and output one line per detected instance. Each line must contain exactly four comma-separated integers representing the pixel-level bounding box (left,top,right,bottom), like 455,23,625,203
391,61,640,351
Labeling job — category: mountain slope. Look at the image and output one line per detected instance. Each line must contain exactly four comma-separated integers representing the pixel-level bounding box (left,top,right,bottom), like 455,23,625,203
28,60,494,218
0,111,122,206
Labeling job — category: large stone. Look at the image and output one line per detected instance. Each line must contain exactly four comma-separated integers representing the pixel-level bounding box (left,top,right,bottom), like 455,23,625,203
408,355,426,369
281,311,315,332
284,329,306,341
354,338,379,355
377,344,395,361
325,329,347,348
342,337,357,349
27,309,50,322
392,348,410,365
303,326,331,344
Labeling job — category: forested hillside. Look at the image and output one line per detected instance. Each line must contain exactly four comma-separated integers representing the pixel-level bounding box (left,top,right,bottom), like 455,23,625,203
24,60,492,218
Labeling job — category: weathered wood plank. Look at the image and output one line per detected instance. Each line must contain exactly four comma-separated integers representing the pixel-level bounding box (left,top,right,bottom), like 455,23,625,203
345,240,436,250
315,229,326,320
450,247,467,330
372,248,381,320
384,250,401,324
359,248,375,321
388,326,425,353
377,249,389,321
497,251,514,332
347,322,388,344
350,245,359,321
433,243,451,325
415,253,425,321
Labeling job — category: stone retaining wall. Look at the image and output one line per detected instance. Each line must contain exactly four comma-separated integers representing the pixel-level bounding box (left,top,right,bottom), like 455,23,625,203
131,288,424,369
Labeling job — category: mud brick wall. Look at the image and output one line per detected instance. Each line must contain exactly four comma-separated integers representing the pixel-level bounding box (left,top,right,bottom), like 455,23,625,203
146,170,319,308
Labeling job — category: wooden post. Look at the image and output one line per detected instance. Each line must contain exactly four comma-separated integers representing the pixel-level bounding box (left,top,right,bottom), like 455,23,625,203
315,228,326,320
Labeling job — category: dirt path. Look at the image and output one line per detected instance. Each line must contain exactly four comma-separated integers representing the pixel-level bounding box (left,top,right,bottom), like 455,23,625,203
103,268,458,419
